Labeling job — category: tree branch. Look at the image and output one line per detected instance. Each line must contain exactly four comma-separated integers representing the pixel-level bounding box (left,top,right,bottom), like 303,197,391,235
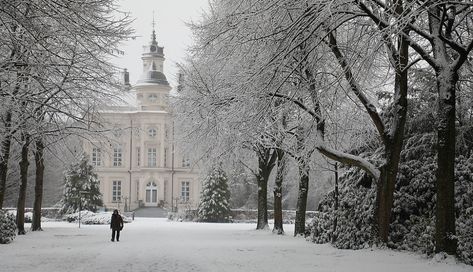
316,143,380,180
326,30,387,144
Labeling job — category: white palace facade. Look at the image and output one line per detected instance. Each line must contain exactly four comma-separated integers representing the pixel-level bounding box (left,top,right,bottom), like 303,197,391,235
83,29,201,212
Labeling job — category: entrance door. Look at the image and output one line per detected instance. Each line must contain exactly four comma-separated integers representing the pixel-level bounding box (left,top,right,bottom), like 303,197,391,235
145,181,158,206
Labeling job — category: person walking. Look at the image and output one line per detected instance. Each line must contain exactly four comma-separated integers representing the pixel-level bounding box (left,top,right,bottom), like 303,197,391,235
110,209,124,242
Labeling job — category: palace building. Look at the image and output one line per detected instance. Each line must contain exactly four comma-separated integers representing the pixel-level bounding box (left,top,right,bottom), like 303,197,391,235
83,28,201,212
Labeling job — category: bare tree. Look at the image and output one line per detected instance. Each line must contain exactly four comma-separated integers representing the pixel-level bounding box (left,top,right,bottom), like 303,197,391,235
0,0,133,230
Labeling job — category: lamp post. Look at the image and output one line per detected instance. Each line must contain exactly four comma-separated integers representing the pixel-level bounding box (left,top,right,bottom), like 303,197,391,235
78,191,89,228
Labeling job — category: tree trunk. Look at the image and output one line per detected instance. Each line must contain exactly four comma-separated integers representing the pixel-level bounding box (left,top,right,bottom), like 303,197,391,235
435,67,457,254
256,173,269,230
294,160,309,236
32,139,45,231
331,162,339,243
273,149,286,235
0,111,13,209
373,76,408,242
256,148,277,230
424,5,458,254
374,165,394,242
373,22,409,243
16,133,30,235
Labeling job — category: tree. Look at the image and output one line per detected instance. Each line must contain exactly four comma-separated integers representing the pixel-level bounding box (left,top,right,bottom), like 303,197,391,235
0,0,133,210
0,0,132,236
273,148,286,235
254,145,278,229
31,139,44,231
198,165,231,223
60,155,103,214
176,0,473,257
174,0,366,234
16,131,30,235
350,0,473,255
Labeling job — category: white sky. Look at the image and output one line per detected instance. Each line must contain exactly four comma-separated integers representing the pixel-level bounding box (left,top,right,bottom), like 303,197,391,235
114,0,210,87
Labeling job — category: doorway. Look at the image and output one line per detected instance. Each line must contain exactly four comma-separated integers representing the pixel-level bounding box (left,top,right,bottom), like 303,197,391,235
145,181,158,206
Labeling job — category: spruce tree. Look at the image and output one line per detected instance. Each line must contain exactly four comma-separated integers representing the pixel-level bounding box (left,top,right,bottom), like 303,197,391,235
60,154,103,213
198,165,231,223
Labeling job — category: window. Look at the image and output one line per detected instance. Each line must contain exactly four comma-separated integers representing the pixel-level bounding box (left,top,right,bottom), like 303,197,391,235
181,181,190,202
182,156,190,168
113,145,122,167
148,148,157,167
148,94,158,103
148,128,157,137
136,147,141,167
112,180,122,202
91,148,101,166
136,180,139,200
164,148,168,167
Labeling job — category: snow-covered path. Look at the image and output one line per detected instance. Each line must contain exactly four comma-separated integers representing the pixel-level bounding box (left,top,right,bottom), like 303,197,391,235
1,218,471,272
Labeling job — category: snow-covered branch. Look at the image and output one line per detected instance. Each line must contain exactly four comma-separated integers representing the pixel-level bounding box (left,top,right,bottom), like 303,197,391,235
316,143,380,180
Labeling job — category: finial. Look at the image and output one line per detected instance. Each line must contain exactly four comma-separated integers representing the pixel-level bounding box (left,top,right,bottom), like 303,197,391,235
152,11,156,31
151,11,157,45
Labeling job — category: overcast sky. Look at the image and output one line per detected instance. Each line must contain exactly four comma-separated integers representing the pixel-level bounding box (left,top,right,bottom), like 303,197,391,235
114,0,209,87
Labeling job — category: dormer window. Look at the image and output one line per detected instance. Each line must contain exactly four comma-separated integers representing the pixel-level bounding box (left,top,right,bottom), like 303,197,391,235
148,128,157,137
148,94,158,103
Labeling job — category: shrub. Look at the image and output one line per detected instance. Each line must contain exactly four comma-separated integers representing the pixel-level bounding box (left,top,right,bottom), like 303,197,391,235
457,207,473,265
63,210,131,225
0,210,16,244
306,211,332,244
308,135,473,265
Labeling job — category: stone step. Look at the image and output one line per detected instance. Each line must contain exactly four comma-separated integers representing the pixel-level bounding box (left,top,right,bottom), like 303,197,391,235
132,207,169,218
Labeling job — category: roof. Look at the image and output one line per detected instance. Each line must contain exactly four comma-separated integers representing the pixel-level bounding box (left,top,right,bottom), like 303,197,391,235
137,60,169,85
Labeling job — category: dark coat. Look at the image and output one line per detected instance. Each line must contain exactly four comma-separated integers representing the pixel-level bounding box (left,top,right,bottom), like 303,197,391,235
110,214,124,231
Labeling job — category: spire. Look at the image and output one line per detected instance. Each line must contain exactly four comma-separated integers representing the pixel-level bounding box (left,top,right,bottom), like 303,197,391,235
151,11,157,45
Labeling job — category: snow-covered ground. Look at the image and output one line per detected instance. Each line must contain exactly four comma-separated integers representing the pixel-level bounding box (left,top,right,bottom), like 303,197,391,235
1,218,471,272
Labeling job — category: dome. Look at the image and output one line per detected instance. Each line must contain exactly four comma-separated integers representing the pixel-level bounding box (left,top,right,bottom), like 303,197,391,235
137,61,169,85
138,70,169,85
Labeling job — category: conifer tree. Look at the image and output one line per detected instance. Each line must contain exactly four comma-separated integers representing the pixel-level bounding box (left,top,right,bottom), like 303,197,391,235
60,154,103,213
198,165,231,223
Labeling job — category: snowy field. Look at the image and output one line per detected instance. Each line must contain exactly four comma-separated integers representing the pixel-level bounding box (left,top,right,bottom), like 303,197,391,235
1,218,471,272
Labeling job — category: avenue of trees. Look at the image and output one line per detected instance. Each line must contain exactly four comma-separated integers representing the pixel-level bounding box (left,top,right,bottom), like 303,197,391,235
0,0,133,233
174,0,473,258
